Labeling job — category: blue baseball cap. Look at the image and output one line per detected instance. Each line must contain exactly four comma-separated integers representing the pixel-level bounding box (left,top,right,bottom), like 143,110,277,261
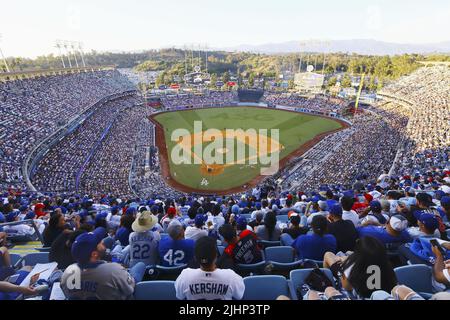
6,211,19,222
25,212,36,220
441,196,450,206
194,214,206,226
236,216,247,229
71,227,107,264
95,212,108,223
417,213,439,232
111,206,120,214
255,202,262,210
370,201,382,211
329,204,343,216
19,205,28,212
126,207,137,216
231,204,240,215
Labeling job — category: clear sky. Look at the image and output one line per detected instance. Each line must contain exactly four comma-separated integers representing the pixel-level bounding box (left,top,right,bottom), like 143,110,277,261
1,0,449,57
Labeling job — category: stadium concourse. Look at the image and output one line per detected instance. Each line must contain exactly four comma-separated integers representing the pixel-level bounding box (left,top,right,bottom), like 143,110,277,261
0,66,449,300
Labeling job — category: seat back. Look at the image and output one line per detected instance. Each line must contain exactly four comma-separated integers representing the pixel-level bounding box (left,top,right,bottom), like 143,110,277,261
290,268,335,291
10,254,23,268
156,264,188,274
242,275,289,300
265,246,294,263
134,281,177,300
276,216,289,224
258,240,281,249
23,252,49,266
394,265,433,293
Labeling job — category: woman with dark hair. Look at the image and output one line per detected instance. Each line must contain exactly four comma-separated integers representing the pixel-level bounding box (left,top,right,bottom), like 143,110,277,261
115,215,135,246
323,236,398,299
42,211,68,247
292,215,336,261
255,211,281,241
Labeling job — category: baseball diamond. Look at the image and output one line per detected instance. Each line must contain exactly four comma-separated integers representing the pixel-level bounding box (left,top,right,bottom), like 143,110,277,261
151,107,346,194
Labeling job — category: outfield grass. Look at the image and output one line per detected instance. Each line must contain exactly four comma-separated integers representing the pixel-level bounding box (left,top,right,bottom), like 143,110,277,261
154,107,343,192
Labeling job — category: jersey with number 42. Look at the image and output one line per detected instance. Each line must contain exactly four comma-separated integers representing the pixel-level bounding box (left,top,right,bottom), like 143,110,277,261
158,237,195,267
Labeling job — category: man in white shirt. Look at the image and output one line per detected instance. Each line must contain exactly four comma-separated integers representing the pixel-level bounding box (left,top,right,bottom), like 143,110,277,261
175,236,245,300
306,201,329,226
340,196,360,227
185,215,208,241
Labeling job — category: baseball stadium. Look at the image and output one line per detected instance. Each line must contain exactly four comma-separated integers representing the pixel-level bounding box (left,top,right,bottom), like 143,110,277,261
0,0,450,307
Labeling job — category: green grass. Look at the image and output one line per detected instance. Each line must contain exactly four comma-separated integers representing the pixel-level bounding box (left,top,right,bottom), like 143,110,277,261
154,107,343,192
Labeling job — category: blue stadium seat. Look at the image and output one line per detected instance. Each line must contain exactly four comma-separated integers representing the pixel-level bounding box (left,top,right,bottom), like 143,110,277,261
10,254,23,269
394,265,433,296
276,215,289,224
242,275,289,300
19,252,49,267
265,246,294,263
237,261,267,275
289,268,335,300
156,264,188,275
258,240,281,249
265,246,302,271
240,214,252,220
134,281,177,300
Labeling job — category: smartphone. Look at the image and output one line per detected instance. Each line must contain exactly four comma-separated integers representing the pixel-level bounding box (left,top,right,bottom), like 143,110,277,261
430,239,446,256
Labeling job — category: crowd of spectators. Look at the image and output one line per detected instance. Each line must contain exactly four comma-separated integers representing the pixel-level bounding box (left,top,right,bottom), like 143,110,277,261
0,70,135,190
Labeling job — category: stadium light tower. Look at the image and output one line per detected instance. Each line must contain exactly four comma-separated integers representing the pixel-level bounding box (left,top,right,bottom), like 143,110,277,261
63,41,73,68
55,40,66,68
78,42,87,67
70,41,79,68
0,34,11,73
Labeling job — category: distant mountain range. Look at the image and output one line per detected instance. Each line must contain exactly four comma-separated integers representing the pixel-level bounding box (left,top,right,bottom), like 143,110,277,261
220,39,450,55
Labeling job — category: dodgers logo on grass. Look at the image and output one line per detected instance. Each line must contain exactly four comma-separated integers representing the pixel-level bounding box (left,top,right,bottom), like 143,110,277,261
170,121,281,176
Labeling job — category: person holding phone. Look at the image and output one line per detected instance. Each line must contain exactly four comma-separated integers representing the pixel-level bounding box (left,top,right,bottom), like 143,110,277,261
431,240,450,290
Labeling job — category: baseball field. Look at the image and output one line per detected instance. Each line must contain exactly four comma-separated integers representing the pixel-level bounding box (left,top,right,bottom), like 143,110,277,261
152,106,345,194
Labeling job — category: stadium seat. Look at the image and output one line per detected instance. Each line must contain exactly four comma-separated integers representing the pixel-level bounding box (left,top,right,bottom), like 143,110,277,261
156,264,188,280
134,281,177,300
242,275,289,300
18,252,49,267
237,261,267,276
240,214,252,220
289,268,335,300
257,240,281,249
10,254,23,269
276,215,289,224
394,265,433,296
265,246,303,272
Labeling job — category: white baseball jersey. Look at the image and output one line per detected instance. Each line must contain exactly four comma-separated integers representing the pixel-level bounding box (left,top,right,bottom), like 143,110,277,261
128,231,159,267
175,268,245,300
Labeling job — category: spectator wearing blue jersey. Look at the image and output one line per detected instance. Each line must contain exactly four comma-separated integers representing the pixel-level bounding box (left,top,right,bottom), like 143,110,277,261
128,211,160,267
292,215,337,261
357,215,412,245
159,221,195,267
115,214,134,246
